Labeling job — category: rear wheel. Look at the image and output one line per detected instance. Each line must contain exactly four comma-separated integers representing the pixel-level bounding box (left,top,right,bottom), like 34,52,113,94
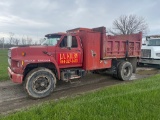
112,61,121,79
24,67,56,99
117,61,133,80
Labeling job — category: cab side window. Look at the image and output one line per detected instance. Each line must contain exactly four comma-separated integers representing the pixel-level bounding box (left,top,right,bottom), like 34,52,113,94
60,36,67,47
72,36,78,48
59,36,78,48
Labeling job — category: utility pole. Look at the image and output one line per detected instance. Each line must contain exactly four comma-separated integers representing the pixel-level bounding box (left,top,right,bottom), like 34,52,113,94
2,37,4,49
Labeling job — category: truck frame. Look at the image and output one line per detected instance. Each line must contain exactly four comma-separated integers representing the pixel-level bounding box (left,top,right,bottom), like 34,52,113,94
8,27,142,99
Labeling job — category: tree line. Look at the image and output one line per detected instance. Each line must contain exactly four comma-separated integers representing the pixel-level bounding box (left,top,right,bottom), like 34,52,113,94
0,32,45,49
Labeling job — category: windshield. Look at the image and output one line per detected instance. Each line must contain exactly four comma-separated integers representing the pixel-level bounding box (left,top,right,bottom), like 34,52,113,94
41,35,61,46
148,39,160,46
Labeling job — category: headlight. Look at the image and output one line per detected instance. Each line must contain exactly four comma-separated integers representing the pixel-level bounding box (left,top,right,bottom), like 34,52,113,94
156,53,160,57
17,61,24,67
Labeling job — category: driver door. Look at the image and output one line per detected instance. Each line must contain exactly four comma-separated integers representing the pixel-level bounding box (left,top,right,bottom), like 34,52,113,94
56,35,83,68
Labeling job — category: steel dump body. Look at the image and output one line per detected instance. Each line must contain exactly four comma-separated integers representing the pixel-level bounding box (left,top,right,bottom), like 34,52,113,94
104,34,142,58
68,27,142,70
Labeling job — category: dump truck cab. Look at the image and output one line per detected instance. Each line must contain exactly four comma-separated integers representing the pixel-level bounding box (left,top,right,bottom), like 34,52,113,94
139,35,160,65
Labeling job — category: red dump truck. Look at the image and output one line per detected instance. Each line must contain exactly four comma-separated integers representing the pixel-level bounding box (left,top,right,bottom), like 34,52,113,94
8,27,142,98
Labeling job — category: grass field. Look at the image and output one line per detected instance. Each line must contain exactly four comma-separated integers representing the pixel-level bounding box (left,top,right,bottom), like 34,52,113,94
1,74,160,120
0,49,9,81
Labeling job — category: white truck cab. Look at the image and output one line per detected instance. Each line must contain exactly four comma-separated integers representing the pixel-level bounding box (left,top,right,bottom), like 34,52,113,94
139,35,160,65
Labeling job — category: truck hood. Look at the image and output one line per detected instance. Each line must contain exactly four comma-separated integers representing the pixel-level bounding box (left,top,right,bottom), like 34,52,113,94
142,46,160,52
9,46,55,59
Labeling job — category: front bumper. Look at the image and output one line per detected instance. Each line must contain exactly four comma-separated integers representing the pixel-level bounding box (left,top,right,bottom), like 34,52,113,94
8,67,23,84
139,58,160,65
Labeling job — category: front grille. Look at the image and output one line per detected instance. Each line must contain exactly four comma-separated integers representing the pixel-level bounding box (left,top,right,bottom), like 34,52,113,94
8,49,11,57
141,49,151,58
8,58,11,67
8,49,11,67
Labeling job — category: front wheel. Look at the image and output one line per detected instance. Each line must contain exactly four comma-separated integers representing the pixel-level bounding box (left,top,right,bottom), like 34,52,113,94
24,67,56,99
117,61,133,81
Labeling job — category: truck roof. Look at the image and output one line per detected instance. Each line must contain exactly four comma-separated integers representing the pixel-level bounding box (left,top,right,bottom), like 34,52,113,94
45,32,66,37
67,28,93,33
146,35,160,38
45,28,94,37
45,27,106,37
146,35,160,40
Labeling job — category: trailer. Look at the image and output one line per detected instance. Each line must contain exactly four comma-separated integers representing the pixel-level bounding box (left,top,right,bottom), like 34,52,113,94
8,26,142,99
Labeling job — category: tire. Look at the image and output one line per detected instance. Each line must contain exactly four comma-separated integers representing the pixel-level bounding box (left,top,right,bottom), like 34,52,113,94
24,67,56,99
117,61,133,81
112,61,121,79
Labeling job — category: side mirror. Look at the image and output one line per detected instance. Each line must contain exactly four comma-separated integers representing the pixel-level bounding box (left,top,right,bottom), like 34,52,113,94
67,35,72,48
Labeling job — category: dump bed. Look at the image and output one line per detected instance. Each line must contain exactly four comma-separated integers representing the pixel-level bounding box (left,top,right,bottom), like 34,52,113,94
68,27,142,60
93,27,142,59
67,27,142,70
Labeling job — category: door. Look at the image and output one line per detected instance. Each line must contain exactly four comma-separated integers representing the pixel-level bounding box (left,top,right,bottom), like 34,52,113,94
56,35,83,68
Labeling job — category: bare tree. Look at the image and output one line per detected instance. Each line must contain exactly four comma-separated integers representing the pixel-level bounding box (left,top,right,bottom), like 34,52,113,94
109,15,148,35
14,38,20,45
9,32,14,45
21,37,26,45
34,41,38,45
26,37,33,45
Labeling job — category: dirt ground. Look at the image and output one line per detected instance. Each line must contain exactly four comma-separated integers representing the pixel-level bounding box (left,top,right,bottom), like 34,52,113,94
0,67,159,115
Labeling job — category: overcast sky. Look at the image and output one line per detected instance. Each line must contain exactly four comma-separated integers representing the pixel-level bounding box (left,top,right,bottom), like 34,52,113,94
0,0,160,41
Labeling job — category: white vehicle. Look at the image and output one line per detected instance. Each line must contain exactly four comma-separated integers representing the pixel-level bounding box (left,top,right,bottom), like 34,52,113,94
139,35,160,65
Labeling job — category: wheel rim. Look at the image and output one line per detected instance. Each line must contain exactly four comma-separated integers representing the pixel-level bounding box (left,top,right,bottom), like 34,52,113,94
123,66,130,77
32,75,51,94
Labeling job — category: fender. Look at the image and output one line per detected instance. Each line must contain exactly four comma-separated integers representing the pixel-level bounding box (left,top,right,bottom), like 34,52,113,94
22,56,60,80
49,57,60,80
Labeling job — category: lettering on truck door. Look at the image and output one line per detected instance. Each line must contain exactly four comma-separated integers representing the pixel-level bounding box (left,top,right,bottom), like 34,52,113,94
56,36,82,67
